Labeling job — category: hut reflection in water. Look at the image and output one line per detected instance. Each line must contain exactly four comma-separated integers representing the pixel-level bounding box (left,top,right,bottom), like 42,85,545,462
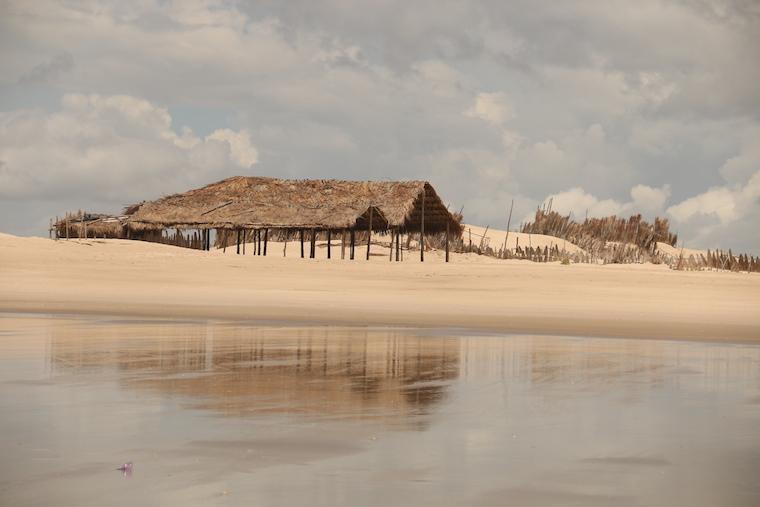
49,321,461,423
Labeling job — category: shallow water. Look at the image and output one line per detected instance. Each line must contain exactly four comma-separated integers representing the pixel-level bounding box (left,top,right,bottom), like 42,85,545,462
1,314,759,507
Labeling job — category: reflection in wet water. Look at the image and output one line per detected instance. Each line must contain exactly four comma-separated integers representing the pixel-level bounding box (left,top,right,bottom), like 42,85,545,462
47,322,460,423
1,314,760,507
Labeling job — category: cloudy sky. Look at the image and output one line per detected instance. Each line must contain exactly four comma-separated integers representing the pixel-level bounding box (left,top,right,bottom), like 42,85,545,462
1,0,759,251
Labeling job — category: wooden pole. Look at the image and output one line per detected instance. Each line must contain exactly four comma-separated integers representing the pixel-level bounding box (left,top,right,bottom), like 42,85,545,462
350,229,355,260
396,229,400,261
445,221,450,263
263,228,268,256
242,229,246,255
420,189,425,262
300,229,305,258
236,229,241,254
389,228,393,261
283,230,288,257
341,230,346,260
366,207,373,260
310,229,316,259
327,229,332,259
503,199,513,257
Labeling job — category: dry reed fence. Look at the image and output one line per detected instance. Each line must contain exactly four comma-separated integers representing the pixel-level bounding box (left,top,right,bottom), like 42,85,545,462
455,209,759,273
660,248,760,273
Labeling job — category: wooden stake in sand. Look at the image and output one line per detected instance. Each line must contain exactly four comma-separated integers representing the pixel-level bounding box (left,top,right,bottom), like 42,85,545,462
327,229,332,259
341,230,346,260
503,199,513,256
310,229,316,259
420,189,425,262
263,229,268,256
350,230,355,260
366,207,373,261
445,221,450,263
396,229,400,262
389,229,393,261
300,229,305,258
236,229,241,254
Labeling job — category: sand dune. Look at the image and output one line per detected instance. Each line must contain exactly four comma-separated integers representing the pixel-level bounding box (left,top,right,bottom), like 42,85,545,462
461,224,586,254
1,232,758,342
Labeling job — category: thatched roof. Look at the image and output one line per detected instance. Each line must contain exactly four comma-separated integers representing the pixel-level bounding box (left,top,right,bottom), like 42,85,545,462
54,213,128,238
126,176,461,235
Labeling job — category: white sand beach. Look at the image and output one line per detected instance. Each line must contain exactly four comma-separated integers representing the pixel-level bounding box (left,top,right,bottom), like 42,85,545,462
1,233,758,342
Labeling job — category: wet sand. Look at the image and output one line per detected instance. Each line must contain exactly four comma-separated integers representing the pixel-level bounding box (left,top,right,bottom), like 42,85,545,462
1,313,759,506
1,234,759,342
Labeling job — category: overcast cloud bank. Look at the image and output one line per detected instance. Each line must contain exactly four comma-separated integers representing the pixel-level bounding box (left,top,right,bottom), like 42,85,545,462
1,0,758,251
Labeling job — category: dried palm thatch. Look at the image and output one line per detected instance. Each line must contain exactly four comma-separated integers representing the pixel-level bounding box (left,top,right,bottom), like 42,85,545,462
53,212,128,239
126,176,462,235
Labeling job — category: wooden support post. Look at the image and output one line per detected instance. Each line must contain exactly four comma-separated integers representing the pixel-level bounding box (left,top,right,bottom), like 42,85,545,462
242,229,246,255
366,207,373,261
236,229,241,254
445,221,450,263
396,229,400,261
389,229,393,261
327,229,332,259
299,229,304,258
310,229,316,258
503,198,514,257
341,230,346,260
420,189,425,262
263,229,268,256
350,229,355,260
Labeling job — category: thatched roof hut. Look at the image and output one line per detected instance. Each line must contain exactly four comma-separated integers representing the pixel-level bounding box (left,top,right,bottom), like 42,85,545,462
53,213,128,239
126,176,461,235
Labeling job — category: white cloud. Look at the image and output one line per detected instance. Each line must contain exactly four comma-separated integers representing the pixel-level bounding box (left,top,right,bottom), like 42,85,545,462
206,129,258,167
465,92,513,125
412,60,463,97
535,183,673,222
667,171,760,225
630,183,671,214
0,94,257,201
539,187,625,220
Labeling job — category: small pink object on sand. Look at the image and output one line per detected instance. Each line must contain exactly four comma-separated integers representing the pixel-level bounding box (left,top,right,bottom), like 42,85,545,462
116,462,133,476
